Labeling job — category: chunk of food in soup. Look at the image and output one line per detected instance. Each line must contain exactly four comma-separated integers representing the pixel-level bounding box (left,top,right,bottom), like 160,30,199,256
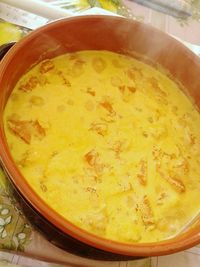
4,50,200,243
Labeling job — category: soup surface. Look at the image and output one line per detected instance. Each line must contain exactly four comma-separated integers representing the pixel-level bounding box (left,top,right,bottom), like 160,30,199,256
4,50,200,243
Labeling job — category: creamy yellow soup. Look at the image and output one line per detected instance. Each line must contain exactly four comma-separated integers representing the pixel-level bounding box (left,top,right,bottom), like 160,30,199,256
4,50,200,243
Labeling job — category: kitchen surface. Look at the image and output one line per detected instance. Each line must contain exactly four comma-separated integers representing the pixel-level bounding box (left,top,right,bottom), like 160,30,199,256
0,1,200,266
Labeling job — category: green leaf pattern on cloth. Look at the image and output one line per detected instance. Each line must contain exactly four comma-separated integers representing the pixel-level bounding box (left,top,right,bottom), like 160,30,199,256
0,168,32,251
173,1,200,26
190,0,200,21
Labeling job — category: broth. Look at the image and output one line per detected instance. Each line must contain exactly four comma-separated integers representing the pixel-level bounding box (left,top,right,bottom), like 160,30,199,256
4,50,200,243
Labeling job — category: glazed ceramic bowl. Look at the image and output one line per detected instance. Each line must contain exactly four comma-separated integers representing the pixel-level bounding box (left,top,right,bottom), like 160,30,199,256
0,15,200,259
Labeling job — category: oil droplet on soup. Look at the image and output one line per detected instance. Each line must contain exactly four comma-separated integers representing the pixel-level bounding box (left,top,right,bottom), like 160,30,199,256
4,50,200,243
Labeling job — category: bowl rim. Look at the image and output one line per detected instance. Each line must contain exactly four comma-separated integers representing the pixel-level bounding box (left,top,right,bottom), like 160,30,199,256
0,15,200,257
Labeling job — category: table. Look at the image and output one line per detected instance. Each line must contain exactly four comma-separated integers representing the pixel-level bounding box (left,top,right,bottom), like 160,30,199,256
0,1,200,266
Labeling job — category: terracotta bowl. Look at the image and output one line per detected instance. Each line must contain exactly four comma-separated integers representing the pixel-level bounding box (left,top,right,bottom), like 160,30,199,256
0,15,200,259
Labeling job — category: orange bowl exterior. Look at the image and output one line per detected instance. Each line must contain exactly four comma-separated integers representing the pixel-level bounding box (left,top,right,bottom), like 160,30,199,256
0,16,200,258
